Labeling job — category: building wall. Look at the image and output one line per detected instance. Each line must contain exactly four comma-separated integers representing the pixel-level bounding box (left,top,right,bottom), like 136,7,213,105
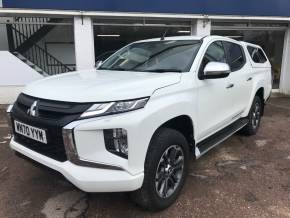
0,51,44,103
280,27,290,95
0,51,43,85
0,0,8,51
0,23,8,50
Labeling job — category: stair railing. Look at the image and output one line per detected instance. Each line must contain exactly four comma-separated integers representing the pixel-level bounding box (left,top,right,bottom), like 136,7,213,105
11,26,72,75
13,17,51,41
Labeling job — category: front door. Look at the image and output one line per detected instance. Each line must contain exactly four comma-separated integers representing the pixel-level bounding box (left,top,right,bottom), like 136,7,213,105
196,41,233,142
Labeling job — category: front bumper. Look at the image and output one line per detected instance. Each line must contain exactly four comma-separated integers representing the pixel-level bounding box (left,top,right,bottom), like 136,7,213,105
10,139,144,192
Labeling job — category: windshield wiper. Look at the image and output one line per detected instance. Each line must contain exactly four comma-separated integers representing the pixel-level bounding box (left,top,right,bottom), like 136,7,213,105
141,69,182,73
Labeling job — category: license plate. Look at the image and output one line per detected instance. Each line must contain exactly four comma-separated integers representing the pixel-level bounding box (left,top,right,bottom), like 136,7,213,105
14,120,47,144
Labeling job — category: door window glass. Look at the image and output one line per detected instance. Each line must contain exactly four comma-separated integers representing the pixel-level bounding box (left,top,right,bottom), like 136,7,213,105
247,46,267,63
199,41,226,74
223,42,245,71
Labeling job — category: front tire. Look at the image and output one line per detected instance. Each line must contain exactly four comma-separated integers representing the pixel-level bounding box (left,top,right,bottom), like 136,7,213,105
240,96,263,135
130,128,189,211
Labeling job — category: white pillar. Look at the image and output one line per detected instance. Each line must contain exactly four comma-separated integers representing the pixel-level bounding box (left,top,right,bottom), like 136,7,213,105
74,16,95,71
0,18,9,51
280,26,290,95
191,19,211,37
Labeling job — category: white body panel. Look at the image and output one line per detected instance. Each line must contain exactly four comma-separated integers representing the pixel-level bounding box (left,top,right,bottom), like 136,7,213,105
9,36,272,192
23,70,181,102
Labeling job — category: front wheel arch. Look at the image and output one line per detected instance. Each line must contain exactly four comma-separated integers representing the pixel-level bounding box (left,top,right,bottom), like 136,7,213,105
152,115,195,151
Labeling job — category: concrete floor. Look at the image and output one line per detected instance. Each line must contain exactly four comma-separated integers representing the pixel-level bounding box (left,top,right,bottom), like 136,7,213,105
0,97,290,218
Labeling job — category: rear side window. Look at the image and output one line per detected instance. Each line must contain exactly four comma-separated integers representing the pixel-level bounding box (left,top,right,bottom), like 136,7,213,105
223,41,246,72
247,46,267,63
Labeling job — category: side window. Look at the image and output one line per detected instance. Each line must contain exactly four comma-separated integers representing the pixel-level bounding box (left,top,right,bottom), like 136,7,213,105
199,41,226,75
223,42,246,72
247,46,267,63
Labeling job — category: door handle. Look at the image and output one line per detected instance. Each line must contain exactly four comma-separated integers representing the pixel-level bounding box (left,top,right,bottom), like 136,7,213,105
226,83,234,89
247,77,252,81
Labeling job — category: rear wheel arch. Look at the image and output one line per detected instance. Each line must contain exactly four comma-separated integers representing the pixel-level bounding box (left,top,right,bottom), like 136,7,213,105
256,87,264,101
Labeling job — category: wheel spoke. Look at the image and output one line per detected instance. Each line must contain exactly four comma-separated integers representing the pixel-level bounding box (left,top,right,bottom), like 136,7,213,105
169,148,178,164
156,171,165,183
159,179,165,194
170,173,178,183
173,156,184,170
162,179,169,197
163,150,170,164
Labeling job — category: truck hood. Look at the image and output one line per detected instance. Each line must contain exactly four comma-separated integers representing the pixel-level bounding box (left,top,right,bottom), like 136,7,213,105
23,69,181,102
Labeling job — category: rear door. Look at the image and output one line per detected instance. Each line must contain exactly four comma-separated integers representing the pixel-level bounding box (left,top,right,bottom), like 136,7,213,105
222,41,252,118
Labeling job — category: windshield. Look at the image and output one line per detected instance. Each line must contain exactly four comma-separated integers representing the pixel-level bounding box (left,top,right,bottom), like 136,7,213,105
99,40,202,73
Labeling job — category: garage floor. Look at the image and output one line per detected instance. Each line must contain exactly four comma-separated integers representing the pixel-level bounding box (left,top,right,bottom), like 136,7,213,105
0,97,290,218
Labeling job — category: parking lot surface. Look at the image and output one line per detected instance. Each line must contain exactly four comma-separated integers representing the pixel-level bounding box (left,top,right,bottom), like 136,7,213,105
0,97,290,218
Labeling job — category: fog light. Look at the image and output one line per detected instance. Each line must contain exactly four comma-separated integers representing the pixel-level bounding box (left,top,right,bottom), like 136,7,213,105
104,128,128,158
62,128,78,162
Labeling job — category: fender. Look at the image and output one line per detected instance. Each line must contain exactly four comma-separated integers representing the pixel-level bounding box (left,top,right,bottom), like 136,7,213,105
242,78,266,117
130,82,197,172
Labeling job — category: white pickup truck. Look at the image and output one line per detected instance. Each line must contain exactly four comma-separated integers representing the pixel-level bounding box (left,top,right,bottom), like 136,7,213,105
6,35,272,210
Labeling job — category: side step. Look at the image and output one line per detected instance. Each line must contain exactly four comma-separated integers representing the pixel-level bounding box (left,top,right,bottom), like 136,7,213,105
196,118,248,158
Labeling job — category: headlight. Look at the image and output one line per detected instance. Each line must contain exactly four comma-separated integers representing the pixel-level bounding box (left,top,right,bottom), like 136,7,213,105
80,97,149,119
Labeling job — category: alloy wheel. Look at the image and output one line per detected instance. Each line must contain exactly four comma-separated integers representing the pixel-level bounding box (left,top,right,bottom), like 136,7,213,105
251,102,261,130
155,145,185,198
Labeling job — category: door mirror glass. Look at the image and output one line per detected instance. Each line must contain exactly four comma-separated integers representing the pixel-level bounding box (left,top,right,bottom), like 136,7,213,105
203,62,231,79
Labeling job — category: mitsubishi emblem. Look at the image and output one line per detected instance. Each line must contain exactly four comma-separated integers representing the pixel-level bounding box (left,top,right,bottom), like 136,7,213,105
27,101,39,117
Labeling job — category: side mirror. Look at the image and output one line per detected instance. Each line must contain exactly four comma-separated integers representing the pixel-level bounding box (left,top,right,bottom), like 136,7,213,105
96,60,103,69
202,62,231,79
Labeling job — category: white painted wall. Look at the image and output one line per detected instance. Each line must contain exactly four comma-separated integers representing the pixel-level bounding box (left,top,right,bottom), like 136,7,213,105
280,26,290,95
0,86,24,104
74,16,95,70
0,51,43,104
191,19,211,37
0,24,8,50
0,17,9,51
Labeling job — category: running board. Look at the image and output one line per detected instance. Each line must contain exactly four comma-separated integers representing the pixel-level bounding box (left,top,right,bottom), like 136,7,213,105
195,118,248,158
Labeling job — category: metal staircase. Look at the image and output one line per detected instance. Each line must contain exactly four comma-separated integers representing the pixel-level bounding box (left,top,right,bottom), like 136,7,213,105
7,17,72,76
12,51,48,76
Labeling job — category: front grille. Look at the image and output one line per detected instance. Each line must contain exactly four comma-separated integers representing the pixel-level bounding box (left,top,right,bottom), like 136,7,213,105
11,93,91,162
